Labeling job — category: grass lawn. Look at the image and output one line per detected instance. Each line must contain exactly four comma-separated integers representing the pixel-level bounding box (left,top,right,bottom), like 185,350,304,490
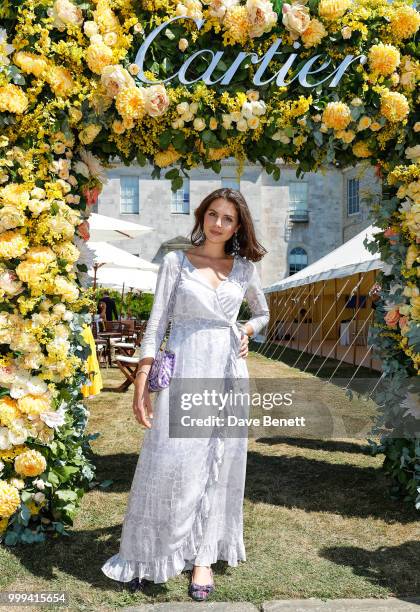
0,351,418,611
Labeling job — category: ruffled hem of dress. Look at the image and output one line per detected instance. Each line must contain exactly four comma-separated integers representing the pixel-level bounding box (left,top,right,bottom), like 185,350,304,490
101,435,245,584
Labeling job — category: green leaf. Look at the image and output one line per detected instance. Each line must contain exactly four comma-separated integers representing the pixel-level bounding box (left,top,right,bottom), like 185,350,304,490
171,176,184,192
165,168,179,180
159,130,172,149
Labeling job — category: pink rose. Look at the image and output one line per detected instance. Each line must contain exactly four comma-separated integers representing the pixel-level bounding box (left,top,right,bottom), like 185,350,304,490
384,227,399,245
398,315,409,331
83,186,101,206
77,220,90,241
144,84,170,117
384,308,400,328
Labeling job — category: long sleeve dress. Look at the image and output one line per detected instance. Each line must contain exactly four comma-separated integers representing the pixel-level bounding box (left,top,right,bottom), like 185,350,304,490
101,249,270,584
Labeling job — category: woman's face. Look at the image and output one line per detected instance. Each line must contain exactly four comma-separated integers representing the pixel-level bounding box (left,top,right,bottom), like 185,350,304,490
202,197,240,246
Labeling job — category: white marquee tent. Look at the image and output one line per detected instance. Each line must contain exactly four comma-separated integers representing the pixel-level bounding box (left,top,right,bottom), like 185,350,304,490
264,225,384,294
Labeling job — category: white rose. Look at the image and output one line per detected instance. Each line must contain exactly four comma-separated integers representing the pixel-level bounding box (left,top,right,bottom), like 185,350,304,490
178,38,189,51
144,84,170,117
101,65,135,98
230,111,242,122
30,187,46,199
180,111,194,122
0,459,4,474
189,102,199,114
177,101,190,115
241,101,254,119
90,34,104,45
128,63,140,76
341,26,352,39
351,97,363,106
222,114,233,128
282,1,310,39
0,427,11,451
103,32,118,46
208,0,239,20
83,21,98,37
175,0,203,19
246,89,259,101
52,0,83,30
33,492,46,504
251,100,266,116
33,478,46,491
193,117,206,131
405,145,420,162
247,0,278,38
236,118,248,132
247,116,260,129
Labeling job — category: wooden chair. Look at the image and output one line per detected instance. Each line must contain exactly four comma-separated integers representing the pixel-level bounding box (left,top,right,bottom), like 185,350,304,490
112,355,142,392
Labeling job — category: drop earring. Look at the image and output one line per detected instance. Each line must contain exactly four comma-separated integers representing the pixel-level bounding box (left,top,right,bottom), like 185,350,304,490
232,231,240,256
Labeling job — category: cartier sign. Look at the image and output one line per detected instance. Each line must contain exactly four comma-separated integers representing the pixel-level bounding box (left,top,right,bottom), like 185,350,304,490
134,16,367,88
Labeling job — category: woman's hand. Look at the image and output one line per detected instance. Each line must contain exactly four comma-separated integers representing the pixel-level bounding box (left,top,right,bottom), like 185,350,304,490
239,333,249,359
132,377,153,428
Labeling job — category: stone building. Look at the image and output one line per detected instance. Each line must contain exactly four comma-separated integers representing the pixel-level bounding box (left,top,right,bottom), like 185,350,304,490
94,159,381,288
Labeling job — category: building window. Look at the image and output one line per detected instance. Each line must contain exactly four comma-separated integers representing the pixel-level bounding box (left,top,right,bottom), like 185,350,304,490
289,247,308,275
120,176,139,214
347,178,359,215
222,177,240,191
170,178,190,214
288,181,308,222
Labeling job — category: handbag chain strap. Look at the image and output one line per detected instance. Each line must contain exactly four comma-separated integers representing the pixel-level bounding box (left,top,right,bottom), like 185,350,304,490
161,251,185,345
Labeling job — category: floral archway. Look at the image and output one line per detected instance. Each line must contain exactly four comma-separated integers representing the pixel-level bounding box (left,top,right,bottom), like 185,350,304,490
0,0,419,544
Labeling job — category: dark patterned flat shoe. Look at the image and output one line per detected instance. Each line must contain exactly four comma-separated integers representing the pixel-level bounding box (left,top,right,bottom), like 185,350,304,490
188,582,215,601
188,568,215,601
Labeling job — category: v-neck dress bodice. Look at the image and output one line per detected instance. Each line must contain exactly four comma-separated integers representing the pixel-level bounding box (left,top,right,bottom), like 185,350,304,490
138,249,270,379
102,248,270,585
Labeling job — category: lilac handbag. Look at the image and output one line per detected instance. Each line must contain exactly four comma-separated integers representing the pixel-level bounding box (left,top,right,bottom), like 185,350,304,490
147,253,185,393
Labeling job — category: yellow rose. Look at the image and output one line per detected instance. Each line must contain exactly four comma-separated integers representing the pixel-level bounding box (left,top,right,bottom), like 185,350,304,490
79,124,102,145
46,66,74,97
0,481,20,518
301,18,327,48
390,6,420,40
352,141,372,158
25,246,57,264
0,231,28,259
322,101,351,130
358,116,372,130
17,395,51,417
13,51,48,77
380,90,409,123
318,0,351,21
112,119,125,134
154,145,182,168
368,44,400,76
116,86,146,120
14,450,47,478
406,244,418,269
223,6,249,44
0,84,28,114
0,397,20,427
86,43,113,75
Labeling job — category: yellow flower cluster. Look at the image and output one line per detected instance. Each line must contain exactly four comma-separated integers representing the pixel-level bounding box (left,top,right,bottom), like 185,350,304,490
0,481,21,518
322,101,351,130
14,449,47,478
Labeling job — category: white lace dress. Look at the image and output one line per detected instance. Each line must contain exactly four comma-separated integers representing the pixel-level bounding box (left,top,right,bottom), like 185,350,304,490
101,249,270,584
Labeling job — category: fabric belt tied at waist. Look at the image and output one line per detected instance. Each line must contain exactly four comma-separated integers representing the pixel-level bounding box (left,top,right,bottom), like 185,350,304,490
171,316,244,378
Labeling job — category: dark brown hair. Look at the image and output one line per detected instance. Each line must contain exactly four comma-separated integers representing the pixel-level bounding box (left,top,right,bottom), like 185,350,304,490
190,188,267,262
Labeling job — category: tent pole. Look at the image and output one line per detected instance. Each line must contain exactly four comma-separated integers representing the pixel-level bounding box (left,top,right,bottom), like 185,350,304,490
353,273,361,367
334,277,338,362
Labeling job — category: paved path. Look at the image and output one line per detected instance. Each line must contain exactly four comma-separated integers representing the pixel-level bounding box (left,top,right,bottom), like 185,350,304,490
122,597,420,611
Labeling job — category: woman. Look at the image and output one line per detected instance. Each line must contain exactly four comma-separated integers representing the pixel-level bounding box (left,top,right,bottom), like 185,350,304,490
102,188,270,600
